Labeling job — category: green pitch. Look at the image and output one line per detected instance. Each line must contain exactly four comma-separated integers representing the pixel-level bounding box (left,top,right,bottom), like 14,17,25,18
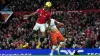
32,55,100,56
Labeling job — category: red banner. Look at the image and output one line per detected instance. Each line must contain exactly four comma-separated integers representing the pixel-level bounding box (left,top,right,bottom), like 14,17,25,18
13,9,100,16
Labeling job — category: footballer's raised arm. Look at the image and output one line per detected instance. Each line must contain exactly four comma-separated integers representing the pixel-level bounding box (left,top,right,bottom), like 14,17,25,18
28,11,38,17
55,20,64,26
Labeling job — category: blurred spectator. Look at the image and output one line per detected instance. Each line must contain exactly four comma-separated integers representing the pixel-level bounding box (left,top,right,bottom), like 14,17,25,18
94,41,100,48
2,0,100,11
59,25,65,36
0,0,5,10
0,9,100,49
97,31,100,41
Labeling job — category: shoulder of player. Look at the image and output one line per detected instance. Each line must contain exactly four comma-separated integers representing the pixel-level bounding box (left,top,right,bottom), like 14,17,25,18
50,19,55,21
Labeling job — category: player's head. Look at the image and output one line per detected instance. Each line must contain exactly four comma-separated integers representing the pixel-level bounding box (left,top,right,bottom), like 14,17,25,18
44,1,52,9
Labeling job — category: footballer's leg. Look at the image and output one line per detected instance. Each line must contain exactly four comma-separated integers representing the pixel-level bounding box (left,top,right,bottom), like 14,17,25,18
40,24,46,43
50,34,58,56
56,32,64,54
33,23,41,48
33,23,39,34
40,24,46,37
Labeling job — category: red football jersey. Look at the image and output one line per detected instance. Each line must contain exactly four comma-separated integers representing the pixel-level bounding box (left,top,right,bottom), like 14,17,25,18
36,8,51,24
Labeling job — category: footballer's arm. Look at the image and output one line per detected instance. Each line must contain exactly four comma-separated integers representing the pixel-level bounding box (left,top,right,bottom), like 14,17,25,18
24,11,38,19
55,20,64,26
28,11,38,17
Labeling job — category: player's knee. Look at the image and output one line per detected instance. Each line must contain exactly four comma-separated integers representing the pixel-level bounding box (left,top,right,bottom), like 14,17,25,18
60,37,64,42
52,42,58,45
41,32,46,37
59,39,64,42
61,39,64,42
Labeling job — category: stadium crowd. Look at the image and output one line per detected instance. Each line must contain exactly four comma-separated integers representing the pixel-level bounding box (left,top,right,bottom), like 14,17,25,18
2,0,100,11
0,11,100,49
0,0,100,50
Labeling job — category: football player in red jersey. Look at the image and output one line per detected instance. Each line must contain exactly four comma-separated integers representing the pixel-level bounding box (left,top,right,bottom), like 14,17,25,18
24,2,52,42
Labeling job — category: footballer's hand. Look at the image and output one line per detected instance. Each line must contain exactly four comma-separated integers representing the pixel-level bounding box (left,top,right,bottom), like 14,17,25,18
23,15,29,19
59,23,64,26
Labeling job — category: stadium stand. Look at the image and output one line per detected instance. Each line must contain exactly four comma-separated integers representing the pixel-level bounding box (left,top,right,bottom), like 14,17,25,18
0,0,100,49
2,0,100,11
